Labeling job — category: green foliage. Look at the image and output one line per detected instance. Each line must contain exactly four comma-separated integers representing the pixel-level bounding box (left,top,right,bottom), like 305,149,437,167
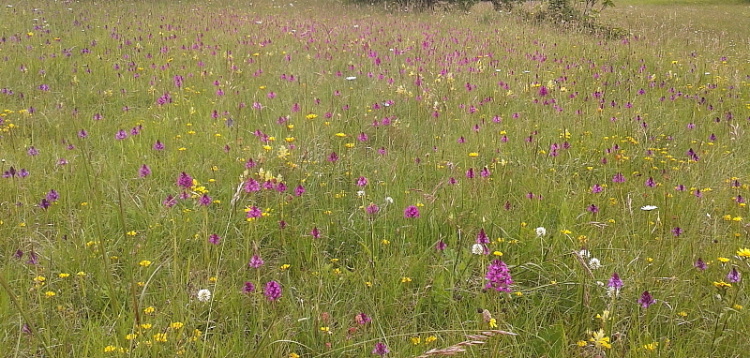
1,0,749,357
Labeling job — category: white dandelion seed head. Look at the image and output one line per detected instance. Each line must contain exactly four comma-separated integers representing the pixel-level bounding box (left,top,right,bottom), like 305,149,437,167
357,190,366,197
588,258,602,270
197,289,211,302
384,196,394,204
535,227,547,238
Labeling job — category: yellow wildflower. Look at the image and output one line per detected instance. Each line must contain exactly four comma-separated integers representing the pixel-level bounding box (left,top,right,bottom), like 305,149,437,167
643,342,658,351
153,333,167,342
713,281,732,289
589,329,611,349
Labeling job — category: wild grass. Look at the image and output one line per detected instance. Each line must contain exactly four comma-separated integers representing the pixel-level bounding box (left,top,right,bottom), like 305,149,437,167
0,0,749,357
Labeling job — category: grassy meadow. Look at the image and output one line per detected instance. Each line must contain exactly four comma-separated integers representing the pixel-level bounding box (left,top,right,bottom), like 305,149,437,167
1,0,749,356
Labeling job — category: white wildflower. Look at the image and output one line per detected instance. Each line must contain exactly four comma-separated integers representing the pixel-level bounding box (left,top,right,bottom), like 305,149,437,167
471,243,485,255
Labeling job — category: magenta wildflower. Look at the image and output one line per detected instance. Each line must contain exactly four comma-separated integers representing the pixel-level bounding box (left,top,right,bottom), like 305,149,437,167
365,203,379,215
264,281,281,301
310,226,320,239
372,342,389,356
465,168,475,179
608,272,623,290
275,182,286,192
355,313,371,325
327,151,339,162
208,234,220,245
434,240,446,251
27,146,38,156
2,167,17,178
484,259,512,292
242,281,255,294
727,267,740,283
694,258,706,271
638,291,655,308
39,198,51,210
357,132,368,142
162,195,176,208
115,129,128,140
198,194,211,206
46,189,59,202
356,176,368,187
246,206,261,218
138,164,151,177
671,227,682,237
153,140,165,151
480,167,490,178
262,180,274,190
26,251,38,265
612,172,625,183
403,205,420,218
476,229,489,244
244,178,260,192
686,148,699,161
13,249,23,259
294,184,305,197
538,86,548,96
245,158,256,168
177,172,193,189
586,204,599,213
644,177,655,187
591,184,602,193
248,254,264,268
